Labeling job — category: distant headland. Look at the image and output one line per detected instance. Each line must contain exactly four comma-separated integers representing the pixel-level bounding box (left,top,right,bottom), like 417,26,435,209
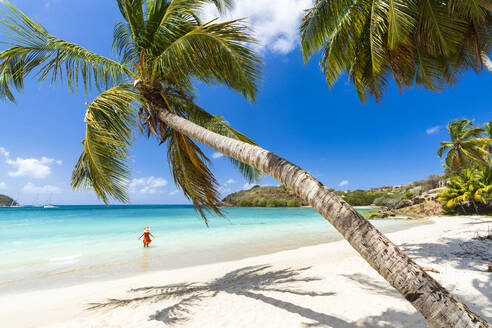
0,194,17,206
220,175,448,218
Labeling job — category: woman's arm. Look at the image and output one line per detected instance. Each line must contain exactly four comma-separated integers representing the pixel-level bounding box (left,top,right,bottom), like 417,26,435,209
138,233,144,240
150,233,155,238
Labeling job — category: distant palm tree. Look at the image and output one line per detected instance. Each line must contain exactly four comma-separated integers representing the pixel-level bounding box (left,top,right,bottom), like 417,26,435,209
300,0,492,102
437,119,491,172
0,1,488,327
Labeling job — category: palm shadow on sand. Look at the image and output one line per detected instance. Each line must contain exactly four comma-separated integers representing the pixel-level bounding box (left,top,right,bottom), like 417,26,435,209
88,265,427,327
400,236,491,322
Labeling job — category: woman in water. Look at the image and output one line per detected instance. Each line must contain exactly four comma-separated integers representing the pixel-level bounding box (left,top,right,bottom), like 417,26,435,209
138,227,155,248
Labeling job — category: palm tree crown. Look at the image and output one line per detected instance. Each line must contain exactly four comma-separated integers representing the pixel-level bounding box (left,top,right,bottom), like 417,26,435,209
0,0,263,221
437,119,491,172
300,0,492,103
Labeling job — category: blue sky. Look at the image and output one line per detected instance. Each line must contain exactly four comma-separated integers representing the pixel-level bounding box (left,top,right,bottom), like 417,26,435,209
0,0,491,205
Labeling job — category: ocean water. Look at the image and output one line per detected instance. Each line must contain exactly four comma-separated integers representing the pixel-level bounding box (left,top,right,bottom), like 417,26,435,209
0,205,422,294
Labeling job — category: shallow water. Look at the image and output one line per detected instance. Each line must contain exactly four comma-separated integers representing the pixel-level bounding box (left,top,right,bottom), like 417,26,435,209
0,205,422,294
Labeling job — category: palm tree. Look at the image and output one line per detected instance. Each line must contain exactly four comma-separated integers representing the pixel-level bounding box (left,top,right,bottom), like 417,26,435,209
0,1,489,327
300,0,492,103
438,119,492,172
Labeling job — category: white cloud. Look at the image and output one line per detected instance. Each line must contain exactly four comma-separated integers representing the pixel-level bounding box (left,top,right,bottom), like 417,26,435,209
0,147,62,179
129,176,168,194
0,147,9,158
7,156,61,179
338,180,349,187
169,190,180,196
226,179,236,184
212,152,224,159
202,0,313,54
0,182,7,190
22,182,62,194
426,126,441,135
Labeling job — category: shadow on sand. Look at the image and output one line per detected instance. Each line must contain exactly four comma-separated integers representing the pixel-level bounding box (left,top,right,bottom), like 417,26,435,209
88,265,427,327
400,235,491,322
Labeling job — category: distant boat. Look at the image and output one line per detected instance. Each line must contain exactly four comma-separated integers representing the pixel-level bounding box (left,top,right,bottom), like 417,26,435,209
10,203,24,208
9,196,23,208
33,194,43,207
43,194,58,208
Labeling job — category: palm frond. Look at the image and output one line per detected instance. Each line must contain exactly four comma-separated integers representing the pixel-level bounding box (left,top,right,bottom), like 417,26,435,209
437,142,452,158
0,54,23,102
384,0,416,48
461,146,491,167
163,0,233,23
461,126,485,139
300,0,352,62
0,1,131,100
113,21,139,64
71,85,140,204
116,0,146,50
154,19,262,101
167,130,222,224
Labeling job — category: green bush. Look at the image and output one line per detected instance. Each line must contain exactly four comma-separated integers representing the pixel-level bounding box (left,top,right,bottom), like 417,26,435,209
340,190,390,206
239,200,254,207
266,199,287,207
253,197,267,207
287,199,300,207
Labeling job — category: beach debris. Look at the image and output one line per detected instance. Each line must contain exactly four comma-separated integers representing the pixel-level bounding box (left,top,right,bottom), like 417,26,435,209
472,227,492,241
422,267,440,274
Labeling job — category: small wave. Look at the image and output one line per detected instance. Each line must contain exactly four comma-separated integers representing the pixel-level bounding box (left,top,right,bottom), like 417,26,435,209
49,255,81,263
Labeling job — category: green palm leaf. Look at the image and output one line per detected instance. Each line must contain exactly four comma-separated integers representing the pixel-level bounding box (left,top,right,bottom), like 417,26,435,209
300,0,491,102
71,85,141,204
154,19,262,101
166,130,221,224
0,1,131,100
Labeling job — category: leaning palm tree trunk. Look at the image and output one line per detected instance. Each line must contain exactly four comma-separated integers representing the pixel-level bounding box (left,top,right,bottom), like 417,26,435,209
156,107,490,328
481,52,492,74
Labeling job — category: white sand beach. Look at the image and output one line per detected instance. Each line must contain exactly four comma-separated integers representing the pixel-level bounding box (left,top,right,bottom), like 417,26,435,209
1,216,491,328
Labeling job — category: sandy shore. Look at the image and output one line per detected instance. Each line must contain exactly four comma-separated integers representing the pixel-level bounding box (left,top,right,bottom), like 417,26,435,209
1,216,491,327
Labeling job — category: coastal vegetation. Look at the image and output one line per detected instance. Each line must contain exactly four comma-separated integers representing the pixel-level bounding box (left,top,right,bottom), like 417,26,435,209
221,185,307,207
0,1,489,326
220,175,442,209
437,119,492,214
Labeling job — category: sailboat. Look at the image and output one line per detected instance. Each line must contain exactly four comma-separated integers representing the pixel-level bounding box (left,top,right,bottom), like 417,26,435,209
10,193,23,208
43,194,58,209
33,194,43,208
10,200,23,208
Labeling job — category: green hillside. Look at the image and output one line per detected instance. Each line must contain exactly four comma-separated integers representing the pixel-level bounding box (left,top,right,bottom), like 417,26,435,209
0,194,16,206
220,185,308,207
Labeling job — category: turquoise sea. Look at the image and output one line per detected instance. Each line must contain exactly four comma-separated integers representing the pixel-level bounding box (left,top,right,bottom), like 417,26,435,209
0,205,421,294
